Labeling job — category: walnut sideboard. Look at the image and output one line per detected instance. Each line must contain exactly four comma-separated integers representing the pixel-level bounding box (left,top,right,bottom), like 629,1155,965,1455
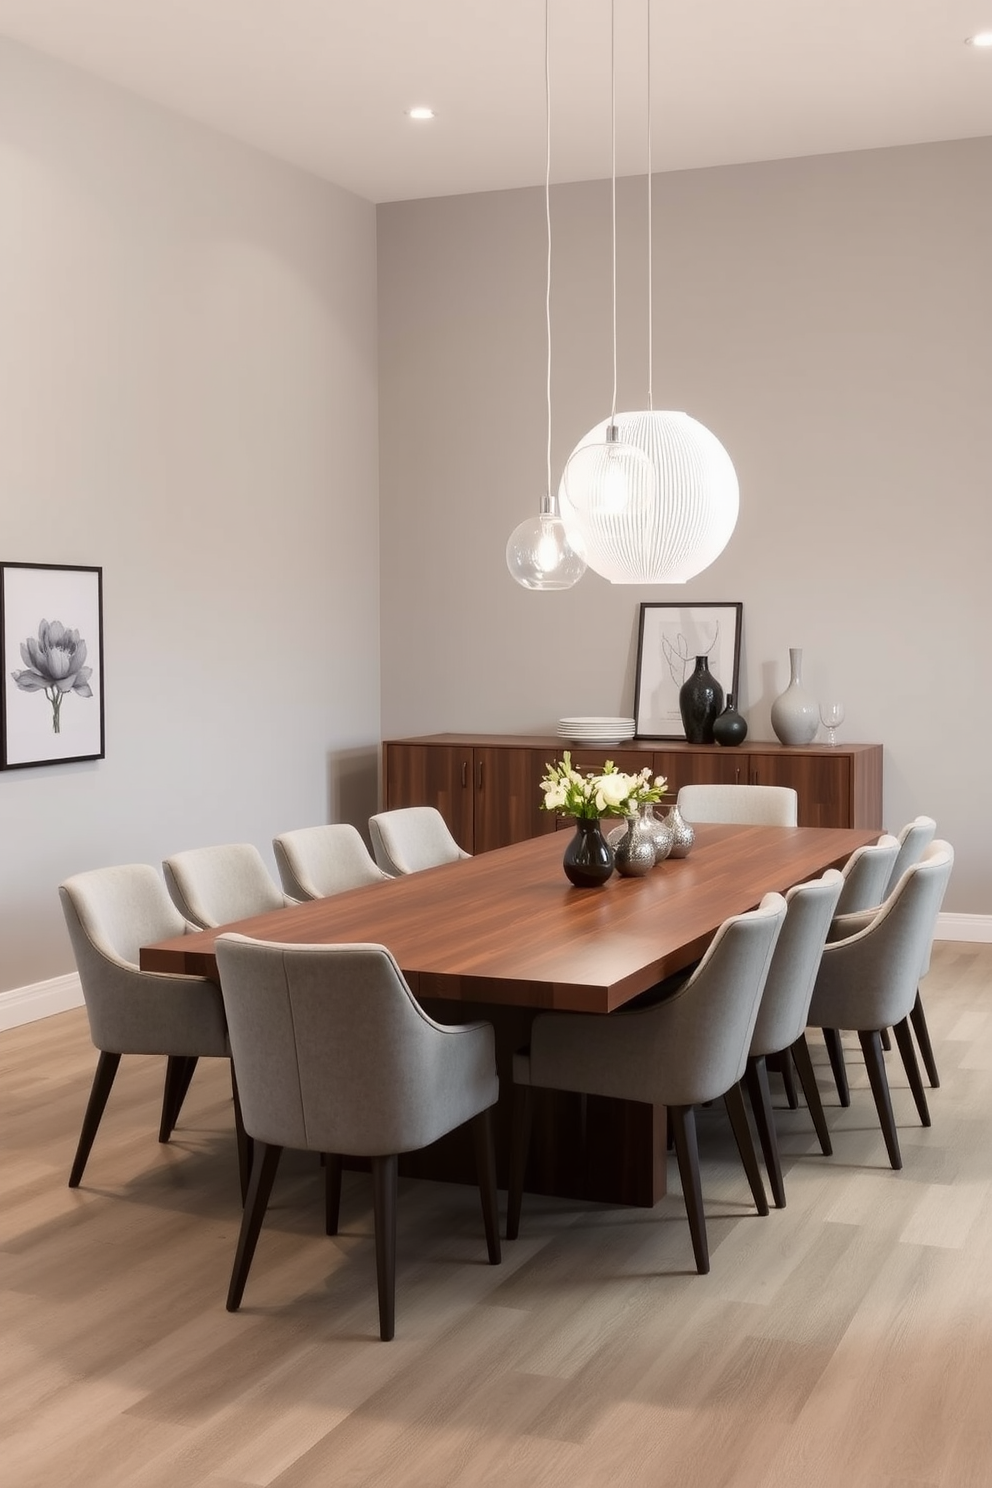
382,734,883,854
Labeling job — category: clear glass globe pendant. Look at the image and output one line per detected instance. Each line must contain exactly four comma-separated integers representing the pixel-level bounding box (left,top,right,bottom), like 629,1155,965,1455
560,410,739,585
506,495,587,590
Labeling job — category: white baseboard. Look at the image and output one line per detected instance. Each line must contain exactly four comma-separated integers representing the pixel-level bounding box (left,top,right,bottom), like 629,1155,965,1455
0,914,989,1032
935,912,992,944
0,972,83,1033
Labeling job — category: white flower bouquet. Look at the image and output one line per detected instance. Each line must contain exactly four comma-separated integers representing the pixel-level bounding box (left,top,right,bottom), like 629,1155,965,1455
539,752,667,819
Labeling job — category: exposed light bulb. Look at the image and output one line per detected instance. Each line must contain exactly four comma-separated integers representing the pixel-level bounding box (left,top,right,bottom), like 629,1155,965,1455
506,506,586,591
563,423,655,520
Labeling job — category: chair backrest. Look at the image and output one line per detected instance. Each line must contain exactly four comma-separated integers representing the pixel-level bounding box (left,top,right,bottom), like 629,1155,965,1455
273,824,387,900
368,807,470,876
676,783,798,827
61,863,187,971
59,865,227,1055
749,869,844,1058
833,834,900,916
809,842,954,1031
163,843,287,928
214,935,496,1155
883,815,937,899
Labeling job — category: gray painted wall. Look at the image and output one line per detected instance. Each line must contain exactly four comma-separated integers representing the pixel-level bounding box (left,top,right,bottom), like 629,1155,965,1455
377,140,992,914
0,40,381,993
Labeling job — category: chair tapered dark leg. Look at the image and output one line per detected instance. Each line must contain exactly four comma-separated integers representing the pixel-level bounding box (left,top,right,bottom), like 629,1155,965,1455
68,1050,122,1187
743,1057,785,1208
506,1083,532,1241
471,1106,501,1264
880,1027,891,1051
892,1016,931,1127
230,1064,252,1203
372,1154,398,1342
910,989,940,1088
789,1034,833,1156
779,1055,799,1110
324,1155,343,1235
159,1055,198,1142
226,1141,282,1310
669,1105,708,1274
823,1028,851,1106
724,1082,769,1216
858,1029,902,1170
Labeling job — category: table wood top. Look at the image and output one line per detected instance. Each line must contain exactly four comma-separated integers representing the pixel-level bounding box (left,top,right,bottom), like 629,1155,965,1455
140,824,876,1014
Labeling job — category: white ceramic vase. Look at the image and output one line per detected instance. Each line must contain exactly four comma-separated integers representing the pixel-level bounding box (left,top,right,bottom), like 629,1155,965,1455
770,647,819,746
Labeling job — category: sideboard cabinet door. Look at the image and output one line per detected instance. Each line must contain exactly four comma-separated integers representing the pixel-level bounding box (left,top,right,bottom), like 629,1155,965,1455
474,747,552,853
382,741,475,851
383,740,551,853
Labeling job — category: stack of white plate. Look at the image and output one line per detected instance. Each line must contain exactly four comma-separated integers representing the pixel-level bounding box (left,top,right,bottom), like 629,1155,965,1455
557,716,636,746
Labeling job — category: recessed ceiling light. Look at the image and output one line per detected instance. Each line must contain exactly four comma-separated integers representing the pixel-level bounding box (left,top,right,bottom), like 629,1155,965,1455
407,106,436,121
966,31,992,46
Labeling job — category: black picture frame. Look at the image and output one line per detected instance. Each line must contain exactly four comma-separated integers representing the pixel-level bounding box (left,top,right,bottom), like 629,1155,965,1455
633,601,743,739
1,562,105,768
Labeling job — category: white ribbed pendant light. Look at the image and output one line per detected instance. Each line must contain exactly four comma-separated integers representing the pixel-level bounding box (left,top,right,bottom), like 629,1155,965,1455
561,0,739,586
506,0,586,591
561,410,738,583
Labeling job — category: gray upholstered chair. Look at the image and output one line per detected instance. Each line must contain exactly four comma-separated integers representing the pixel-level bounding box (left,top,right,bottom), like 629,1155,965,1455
832,834,901,917
807,842,954,1169
213,935,500,1340
827,817,942,1095
272,823,387,901
368,806,471,877
888,816,939,1086
676,783,798,827
884,816,937,899
163,843,292,929
59,864,247,1193
743,870,844,1208
821,833,903,1100
674,782,801,1108
507,893,788,1275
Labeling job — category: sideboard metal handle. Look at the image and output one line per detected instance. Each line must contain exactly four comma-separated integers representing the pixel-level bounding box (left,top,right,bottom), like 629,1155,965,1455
461,761,468,788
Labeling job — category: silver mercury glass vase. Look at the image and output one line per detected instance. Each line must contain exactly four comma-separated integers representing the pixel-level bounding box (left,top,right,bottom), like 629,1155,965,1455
647,802,674,863
665,803,695,858
612,810,657,877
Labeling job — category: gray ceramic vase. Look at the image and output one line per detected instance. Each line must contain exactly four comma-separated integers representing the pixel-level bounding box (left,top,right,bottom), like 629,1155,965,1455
770,647,819,747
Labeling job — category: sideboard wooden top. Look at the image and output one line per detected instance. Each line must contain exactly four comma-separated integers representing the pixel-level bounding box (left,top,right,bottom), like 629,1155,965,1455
384,733,881,756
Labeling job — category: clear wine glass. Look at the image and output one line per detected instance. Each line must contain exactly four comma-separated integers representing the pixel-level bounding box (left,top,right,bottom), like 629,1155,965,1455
819,701,845,747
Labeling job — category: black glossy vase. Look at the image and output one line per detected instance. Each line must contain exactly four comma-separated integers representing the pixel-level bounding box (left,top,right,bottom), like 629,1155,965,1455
679,655,724,744
562,818,615,888
712,693,748,747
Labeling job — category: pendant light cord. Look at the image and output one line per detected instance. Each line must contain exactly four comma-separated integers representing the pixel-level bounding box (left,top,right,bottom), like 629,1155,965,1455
610,0,618,424
646,0,653,411
545,0,554,514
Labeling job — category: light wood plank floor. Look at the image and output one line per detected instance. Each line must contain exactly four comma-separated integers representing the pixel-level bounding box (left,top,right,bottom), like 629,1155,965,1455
3,942,991,1487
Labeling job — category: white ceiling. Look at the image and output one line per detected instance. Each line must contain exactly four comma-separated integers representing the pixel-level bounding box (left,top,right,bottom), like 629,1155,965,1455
1,0,991,203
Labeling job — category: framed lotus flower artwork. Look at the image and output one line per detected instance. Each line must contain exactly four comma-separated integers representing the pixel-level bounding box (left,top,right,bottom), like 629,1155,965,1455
1,563,105,769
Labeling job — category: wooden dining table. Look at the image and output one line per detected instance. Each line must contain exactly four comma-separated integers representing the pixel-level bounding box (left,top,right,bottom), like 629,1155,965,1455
141,823,877,1206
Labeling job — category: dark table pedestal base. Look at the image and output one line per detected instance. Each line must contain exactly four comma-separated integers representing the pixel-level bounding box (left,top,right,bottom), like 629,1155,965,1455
396,998,667,1208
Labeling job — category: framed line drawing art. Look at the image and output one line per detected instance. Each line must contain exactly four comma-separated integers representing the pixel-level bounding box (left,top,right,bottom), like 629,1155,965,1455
1,562,105,768
634,601,742,740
